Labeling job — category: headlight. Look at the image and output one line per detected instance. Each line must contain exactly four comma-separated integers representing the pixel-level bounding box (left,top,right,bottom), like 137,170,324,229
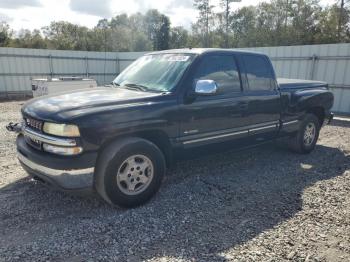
43,143,83,155
43,122,80,137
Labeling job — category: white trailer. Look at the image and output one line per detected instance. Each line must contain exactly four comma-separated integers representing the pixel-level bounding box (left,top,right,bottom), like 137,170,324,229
31,77,97,97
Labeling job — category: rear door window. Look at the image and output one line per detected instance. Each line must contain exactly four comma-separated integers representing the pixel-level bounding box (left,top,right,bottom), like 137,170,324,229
242,55,276,91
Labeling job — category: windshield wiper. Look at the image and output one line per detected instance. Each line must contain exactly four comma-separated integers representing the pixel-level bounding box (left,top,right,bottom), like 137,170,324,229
111,82,120,87
124,83,148,92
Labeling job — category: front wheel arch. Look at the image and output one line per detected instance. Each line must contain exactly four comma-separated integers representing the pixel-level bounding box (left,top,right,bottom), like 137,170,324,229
98,130,173,168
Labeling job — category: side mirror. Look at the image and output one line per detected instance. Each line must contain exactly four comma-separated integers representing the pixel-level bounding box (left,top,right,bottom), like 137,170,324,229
194,80,218,96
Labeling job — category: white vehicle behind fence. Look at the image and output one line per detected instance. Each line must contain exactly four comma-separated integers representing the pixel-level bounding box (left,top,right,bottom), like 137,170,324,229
31,77,97,97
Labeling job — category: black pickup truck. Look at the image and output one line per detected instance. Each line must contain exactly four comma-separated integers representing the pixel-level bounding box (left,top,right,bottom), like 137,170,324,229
8,49,334,207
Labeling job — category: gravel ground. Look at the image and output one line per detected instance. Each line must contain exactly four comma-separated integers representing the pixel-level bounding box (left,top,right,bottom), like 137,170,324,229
0,101,349,262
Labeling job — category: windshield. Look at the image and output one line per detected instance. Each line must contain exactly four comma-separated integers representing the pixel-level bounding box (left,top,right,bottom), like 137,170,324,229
113,53,194,92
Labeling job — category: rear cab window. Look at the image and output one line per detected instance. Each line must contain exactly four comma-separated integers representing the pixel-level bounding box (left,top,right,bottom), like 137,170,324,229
242,54,276,91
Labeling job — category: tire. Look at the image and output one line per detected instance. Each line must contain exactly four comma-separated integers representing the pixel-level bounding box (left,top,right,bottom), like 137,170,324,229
95,137,166,208
288,113,320,154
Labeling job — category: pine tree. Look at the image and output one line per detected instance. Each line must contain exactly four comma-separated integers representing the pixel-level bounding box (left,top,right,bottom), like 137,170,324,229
194,0,214,47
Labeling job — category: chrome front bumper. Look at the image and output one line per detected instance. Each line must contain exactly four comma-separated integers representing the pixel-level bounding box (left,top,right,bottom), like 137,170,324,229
18,151,95,191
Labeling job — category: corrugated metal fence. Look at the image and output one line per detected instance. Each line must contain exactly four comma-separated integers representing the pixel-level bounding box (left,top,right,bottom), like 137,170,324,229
0,44,349,114
242,44,350,115
0,47,146,98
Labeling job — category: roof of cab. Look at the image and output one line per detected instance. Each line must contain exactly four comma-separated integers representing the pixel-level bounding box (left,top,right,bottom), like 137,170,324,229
147,48,266,56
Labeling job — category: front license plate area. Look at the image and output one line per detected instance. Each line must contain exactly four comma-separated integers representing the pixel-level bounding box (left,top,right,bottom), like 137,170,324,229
25,136,42,150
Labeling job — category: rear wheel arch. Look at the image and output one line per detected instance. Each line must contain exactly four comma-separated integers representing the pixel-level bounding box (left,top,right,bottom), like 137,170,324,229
288,113,320,154
306,106,325,126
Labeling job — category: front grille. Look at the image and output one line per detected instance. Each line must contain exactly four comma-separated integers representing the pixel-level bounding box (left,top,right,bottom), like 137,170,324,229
25,117,43,132
24,117,43,150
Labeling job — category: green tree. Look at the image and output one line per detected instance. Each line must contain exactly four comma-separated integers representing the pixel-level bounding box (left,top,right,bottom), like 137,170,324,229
169,26,189,49
220,0,241,47
43,21,90,50
2,3,350,51
132,32,152,51
128,13,152,51
158,14,170,50
288,0,322,45
11,29,47,49
231,6,258,47
315,3,350,43
316,5,341,43
230,0,329,47
193,0,215,47
338,0,348,40
144,9,171,50
0,22,11,47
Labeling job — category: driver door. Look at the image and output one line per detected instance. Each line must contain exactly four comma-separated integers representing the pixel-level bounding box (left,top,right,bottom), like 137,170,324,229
178,54,249,147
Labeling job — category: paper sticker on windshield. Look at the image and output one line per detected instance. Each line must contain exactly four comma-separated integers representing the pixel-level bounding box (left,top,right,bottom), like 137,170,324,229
167,55,190,62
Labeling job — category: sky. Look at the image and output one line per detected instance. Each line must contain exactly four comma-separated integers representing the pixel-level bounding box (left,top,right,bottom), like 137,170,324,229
0,0,335,32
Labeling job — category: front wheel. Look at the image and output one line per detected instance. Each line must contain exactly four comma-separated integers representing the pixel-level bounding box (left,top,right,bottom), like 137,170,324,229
95,137,166,208
288,113,320,154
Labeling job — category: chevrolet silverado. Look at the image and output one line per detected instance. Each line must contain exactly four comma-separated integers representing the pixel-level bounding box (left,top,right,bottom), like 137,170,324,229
7,49,334,207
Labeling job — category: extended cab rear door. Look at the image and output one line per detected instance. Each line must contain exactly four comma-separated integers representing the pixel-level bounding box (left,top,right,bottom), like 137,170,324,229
238,54,281,140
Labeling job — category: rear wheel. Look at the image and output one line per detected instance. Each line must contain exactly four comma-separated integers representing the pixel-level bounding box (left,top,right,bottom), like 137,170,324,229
288,113,320,154
95,137,166,207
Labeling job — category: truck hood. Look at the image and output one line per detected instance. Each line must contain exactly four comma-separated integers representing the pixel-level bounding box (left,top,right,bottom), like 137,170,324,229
22,87,162,122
